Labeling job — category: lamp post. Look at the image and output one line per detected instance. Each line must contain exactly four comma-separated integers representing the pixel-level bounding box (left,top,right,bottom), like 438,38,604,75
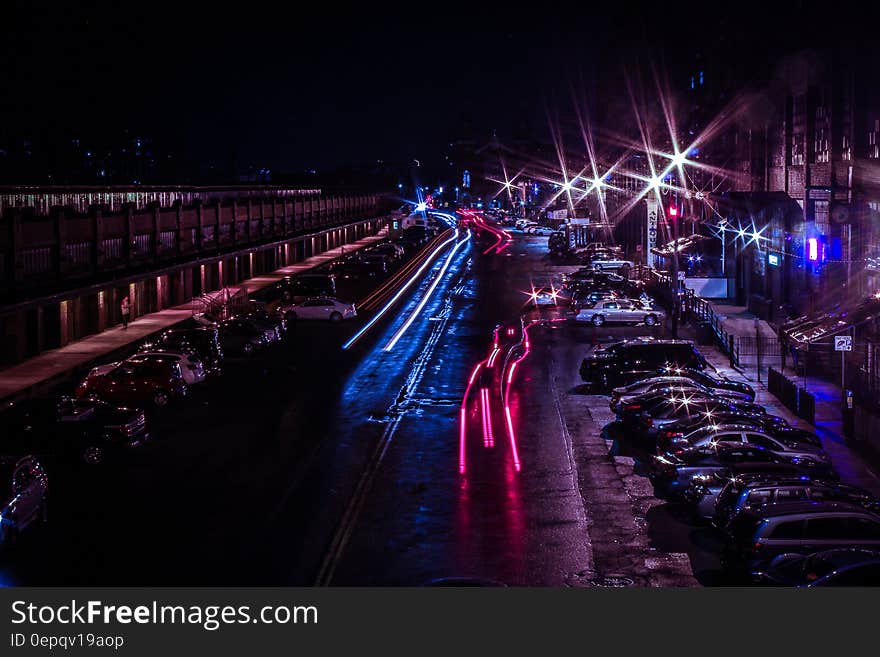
670,205,680,339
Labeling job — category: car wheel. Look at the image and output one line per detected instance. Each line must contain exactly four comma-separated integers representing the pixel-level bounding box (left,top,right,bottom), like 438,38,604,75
83,446,103,465
645,314,657,326
242,342,254,356
329,312,343,322
592,315,605,327
153,391,169,407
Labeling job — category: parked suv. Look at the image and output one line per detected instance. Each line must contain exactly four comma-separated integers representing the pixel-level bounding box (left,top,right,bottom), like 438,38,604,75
0,455,48,545
0,396,148,465
580,340,707,391
76,359,188,408
722,501,880,575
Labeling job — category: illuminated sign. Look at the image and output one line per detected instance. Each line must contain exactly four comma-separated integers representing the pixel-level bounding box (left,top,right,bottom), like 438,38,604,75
768,253,780,267
807,238,819,261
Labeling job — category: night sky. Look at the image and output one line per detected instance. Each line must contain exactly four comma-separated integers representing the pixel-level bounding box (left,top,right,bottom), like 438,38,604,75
3,1,879,180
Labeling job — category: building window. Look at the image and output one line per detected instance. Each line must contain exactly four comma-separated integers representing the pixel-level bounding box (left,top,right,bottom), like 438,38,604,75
869,120,880,159
158,230,176,252
791,134,805,166
219,224,232,242
813,107,829,163
814,200,830,235
202,226,216,245
132,233,152,256
102,237,123,261
23,247,52,275
65,241,91,267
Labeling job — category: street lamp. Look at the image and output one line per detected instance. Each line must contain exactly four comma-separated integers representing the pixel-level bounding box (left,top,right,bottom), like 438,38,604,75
669,205,679,339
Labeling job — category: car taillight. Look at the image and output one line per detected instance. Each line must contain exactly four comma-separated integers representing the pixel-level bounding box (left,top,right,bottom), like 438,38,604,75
642,417,653,427
752,541,764,553
660,431,684,440
624,404,641,411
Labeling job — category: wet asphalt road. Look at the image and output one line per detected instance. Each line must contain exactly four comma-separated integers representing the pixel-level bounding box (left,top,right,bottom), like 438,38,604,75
9,222,871,586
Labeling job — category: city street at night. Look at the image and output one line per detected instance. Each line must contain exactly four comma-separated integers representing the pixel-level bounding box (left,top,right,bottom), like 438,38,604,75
6,3,880,628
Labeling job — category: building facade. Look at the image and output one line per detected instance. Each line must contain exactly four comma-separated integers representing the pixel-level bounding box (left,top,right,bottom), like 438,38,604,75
0,186,393,367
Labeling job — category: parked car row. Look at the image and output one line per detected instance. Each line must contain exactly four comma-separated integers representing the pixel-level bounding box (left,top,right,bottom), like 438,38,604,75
583,335,880,584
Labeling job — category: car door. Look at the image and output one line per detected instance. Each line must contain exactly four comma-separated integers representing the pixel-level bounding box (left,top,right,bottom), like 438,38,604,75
296,299,319,319
601,301,619,320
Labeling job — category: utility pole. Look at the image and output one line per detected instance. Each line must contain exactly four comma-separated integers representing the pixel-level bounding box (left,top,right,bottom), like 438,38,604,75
670,204,679,339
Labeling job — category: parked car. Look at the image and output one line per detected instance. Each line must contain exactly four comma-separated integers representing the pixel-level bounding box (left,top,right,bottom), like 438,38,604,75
642,367,756,401
76,358,188,408
684,465,812,520
625,395,775,438
712,475,879,530
587,253,634,274
280,273,337,302
150,327,223,376
0,396,148,465
612,374,755,409
133,350,206,385
574,298,665,327
530,225,555,236
0,455,48,545
660,426,832,477
753,548,880,586
236,306,287,340
721,501,880,575
653,411,820,451
612,382,756,418
279,297,357,322
649,442,819,500
368,243,404,261
218,319,268,356
580,339,707,391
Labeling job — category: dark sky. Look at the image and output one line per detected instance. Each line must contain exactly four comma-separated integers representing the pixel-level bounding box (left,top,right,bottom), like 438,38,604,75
3,1,879,177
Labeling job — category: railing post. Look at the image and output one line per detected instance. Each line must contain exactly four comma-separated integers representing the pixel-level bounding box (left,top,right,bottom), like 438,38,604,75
728,334,735,368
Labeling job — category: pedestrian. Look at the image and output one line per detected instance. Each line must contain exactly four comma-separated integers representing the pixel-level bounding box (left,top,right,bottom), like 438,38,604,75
120,296,130,330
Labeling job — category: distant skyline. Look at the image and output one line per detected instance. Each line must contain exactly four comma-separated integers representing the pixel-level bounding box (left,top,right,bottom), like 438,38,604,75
4,1,880,183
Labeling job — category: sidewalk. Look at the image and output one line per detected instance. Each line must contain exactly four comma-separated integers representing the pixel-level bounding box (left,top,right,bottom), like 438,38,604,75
0,229,387,402
707,303,777,338
695,339,880,497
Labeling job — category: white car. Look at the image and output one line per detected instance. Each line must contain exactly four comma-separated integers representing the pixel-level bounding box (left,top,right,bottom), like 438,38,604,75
530,225,555,236
574,299,665,327
130,351,206,385
280,297,357,322
588,254,634,273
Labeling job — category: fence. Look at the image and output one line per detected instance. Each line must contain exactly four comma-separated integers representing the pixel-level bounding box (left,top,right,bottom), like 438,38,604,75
768,367,816,424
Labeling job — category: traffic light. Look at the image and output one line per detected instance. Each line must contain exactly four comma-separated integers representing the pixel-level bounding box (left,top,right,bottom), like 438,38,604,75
668,206,679,218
